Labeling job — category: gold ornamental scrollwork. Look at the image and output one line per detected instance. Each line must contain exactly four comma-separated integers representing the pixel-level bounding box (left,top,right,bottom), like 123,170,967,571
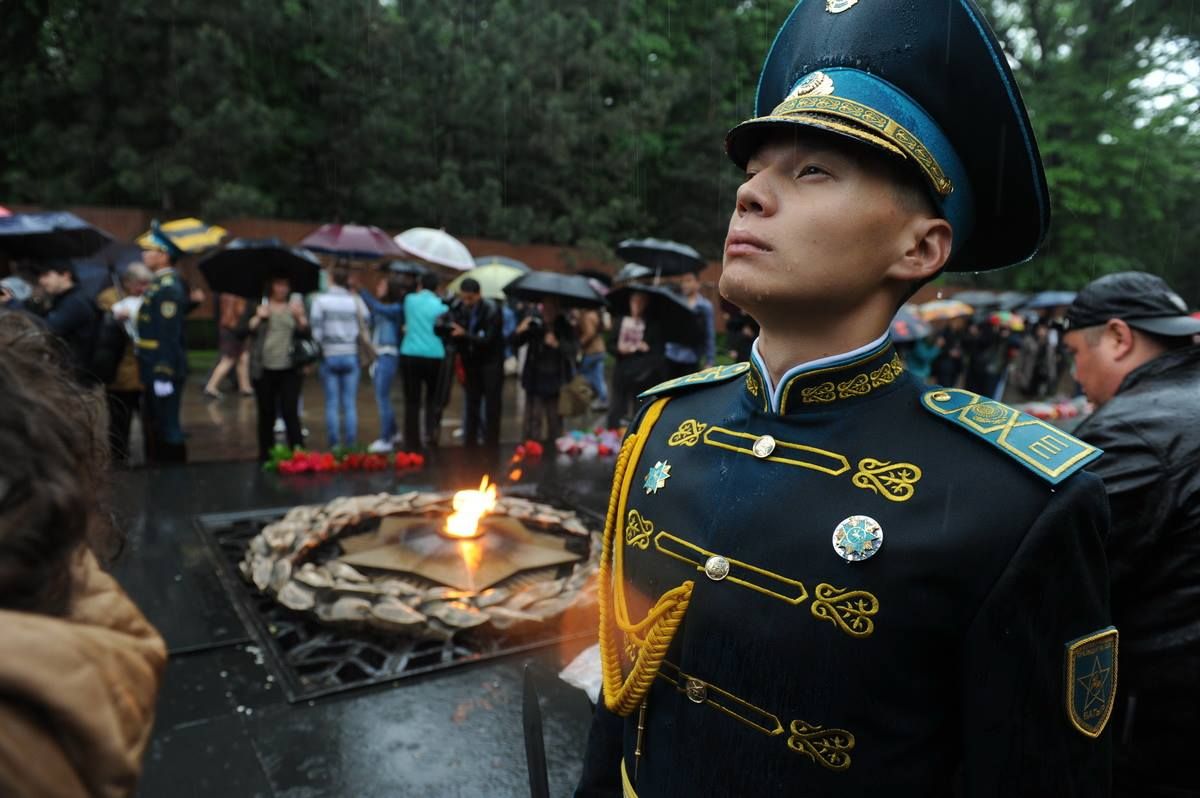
810,583,879,638
668,419,708,447
801,382,838,404
836,373,872,398
852,458,923,502
787,720,855,771
625,509,654,550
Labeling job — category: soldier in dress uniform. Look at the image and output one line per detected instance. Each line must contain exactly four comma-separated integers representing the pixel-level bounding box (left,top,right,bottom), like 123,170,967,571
136,223,190,464
576,1,1116,796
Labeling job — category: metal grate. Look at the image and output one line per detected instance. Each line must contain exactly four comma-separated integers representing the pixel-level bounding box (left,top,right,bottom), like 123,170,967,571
194,491,600,702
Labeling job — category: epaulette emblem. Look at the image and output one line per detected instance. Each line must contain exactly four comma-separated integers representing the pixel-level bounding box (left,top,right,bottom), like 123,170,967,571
921,388,1101,484
638,363,751,399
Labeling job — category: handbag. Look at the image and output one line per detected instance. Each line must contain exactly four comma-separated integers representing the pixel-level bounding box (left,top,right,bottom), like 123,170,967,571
290,330,322,368
558,373,595,417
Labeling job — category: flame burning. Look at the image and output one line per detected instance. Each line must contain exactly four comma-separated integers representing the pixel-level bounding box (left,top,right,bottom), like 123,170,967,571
444,476,498,539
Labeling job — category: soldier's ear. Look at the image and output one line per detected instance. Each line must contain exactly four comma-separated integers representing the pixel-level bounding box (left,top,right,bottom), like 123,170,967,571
885,217,952,284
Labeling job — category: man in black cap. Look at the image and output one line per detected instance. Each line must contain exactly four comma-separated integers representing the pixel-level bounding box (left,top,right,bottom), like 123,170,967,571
0,259,100,383
576,1,1114,795
1063,271,1200,798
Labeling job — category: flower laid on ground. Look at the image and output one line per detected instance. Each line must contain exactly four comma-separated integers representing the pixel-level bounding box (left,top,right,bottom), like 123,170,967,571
1012,395,1092,421
263,445,425,474
555,427,623,457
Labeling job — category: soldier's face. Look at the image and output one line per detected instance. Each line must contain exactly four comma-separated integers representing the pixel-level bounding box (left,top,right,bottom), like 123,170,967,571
143,249,170,270
721,132,931,328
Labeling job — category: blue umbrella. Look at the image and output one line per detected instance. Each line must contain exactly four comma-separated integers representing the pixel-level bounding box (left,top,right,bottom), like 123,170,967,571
1022,290,1077,309
0,211,112,259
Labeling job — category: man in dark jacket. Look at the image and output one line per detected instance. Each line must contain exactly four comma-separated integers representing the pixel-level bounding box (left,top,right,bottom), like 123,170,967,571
1063,271,1200,798
446,278,505,448
0,260,101,383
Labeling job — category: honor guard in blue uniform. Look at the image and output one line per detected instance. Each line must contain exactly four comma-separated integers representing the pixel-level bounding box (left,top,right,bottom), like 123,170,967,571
136,222,190,463
576,2,1116,796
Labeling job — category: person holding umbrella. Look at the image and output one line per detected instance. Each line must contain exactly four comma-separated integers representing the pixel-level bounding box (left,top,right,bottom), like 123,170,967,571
360,273,410,453
444,277,506,449
237,276,309,461
663,271,716,378
400,272,450,452
511,296,578,443
605,288,667,430
0,258,101,384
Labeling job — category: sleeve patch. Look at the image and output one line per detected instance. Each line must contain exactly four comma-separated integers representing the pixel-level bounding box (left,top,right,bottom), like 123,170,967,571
921,388,1101,484
160,301,177,319
1065,627,1118,738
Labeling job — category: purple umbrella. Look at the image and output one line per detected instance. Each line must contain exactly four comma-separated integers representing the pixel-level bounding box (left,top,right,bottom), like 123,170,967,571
299,223,404,260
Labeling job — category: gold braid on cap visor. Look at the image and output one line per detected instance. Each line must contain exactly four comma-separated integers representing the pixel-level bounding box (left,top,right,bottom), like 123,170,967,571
748,94,954,197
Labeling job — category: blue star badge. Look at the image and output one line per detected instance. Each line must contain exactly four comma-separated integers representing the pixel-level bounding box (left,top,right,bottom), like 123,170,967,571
643,460,672,495
832,515,883,562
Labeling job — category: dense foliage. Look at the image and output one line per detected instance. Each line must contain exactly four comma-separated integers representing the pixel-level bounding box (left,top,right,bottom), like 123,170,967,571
2,0,1196,297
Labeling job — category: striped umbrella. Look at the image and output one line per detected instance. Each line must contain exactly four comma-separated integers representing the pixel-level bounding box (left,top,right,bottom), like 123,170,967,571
920,299,974,321
137,217,227,255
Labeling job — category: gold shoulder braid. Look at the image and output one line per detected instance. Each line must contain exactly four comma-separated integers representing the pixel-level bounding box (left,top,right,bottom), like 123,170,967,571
599,399,695,717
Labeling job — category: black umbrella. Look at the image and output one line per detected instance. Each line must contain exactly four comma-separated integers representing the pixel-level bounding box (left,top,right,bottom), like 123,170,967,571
576,268,613,287
607,284,703,346
613,262,653,285
198,238,321,299
504,271,606,308
0,211,112,259
615,238,705,276
385,259,432,276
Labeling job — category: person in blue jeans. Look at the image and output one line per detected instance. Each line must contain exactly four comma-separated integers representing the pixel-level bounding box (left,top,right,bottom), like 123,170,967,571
310,265,367,448
360,273,410,452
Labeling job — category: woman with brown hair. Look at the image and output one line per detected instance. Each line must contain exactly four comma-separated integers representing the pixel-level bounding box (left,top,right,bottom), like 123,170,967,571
0,310,166,797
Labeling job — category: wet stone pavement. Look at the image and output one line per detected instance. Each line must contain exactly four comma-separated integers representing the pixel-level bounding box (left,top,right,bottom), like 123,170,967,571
113,448,617,797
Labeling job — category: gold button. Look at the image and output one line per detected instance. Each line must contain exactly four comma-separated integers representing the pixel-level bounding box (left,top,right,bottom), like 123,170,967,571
931,391,951,401
704,555,730,581
685,678,707,704
752,435,776,458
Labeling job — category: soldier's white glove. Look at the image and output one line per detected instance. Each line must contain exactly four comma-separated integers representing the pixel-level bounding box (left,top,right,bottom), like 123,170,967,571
153,380,175,398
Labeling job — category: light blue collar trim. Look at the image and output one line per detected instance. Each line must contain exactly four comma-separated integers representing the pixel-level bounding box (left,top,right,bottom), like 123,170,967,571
751,331,890,414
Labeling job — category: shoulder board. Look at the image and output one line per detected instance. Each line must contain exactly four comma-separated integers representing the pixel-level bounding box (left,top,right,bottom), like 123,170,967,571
921,388,1101,484
159,275,175,287
638,362,751,400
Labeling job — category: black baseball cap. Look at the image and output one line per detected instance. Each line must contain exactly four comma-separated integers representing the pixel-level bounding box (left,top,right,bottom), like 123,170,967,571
1066,271,1200,338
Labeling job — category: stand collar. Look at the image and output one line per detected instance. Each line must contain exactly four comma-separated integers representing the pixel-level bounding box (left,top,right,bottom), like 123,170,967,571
747,333,906,415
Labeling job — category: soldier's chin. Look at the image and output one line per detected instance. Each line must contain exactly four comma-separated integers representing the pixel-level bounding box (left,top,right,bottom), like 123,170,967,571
719,258,771,315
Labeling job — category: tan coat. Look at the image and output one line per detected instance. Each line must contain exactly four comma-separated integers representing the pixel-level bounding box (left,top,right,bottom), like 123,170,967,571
0,549,167,798
96,287,143,393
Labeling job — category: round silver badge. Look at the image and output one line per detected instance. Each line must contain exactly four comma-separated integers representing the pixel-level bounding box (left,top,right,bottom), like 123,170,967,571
752,435,776,459
832,515,883,562
685,678,708,704
704,555,731,581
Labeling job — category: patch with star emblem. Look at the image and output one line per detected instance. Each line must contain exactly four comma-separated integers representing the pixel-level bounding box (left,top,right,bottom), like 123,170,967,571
160,300,177,319
1065,627,1118,738
643,460,671,495
831,515,882,562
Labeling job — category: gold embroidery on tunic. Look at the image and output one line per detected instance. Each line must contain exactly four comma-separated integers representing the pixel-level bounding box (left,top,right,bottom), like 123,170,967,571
810,583,879,638
787,720,855,771
659,662,785,737
625,509,654,550
851,458,923,502
745,371,761,397
654,532,810,605
667,419,707,447
801,382,838,403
